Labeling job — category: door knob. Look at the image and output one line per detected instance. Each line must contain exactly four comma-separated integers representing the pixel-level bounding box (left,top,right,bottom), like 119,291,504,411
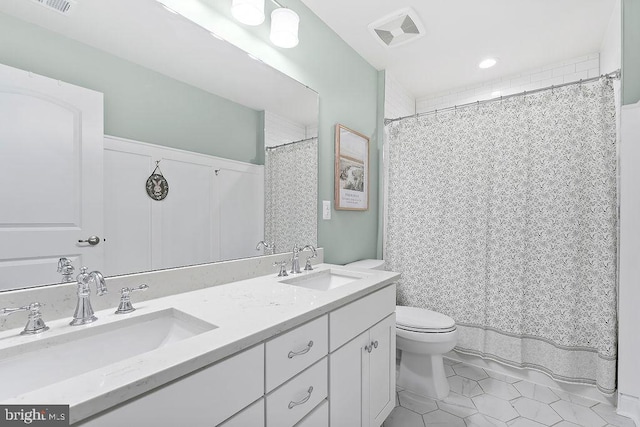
78,236,101,246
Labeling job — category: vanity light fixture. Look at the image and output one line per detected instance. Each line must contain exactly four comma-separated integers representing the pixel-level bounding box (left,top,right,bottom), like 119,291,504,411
231,0,265,26
479,58,497,69
270,7,300,48
230,0,300,48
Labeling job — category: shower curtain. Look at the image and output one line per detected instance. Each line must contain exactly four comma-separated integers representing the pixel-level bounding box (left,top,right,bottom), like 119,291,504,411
265,138,318,254
385,79,618,393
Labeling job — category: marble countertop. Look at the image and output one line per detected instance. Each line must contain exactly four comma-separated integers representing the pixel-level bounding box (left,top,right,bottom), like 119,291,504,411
0,263,400,424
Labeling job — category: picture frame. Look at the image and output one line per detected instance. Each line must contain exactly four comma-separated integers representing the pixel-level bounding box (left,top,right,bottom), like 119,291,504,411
335,124,369,210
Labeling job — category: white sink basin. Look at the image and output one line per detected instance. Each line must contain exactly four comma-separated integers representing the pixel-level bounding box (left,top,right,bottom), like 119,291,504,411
280,269,366,291
0,308,216,400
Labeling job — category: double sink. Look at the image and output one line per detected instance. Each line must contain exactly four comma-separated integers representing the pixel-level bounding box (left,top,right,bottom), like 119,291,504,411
0,267,369,402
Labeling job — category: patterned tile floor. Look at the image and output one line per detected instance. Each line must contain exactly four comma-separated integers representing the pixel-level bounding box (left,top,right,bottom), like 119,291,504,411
383,359,635,427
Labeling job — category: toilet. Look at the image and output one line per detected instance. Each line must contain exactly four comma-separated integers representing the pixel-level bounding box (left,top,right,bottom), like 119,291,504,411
344,259,458,400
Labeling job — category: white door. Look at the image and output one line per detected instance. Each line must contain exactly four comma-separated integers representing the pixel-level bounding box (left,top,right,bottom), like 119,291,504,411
0,63,104,290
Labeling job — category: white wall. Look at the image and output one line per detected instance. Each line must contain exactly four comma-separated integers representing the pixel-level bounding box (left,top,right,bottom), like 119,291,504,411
104,136,264,277
601,0,623,74
384,73,415,120
264,111,317,148
416,54,601,113
618,101,640,424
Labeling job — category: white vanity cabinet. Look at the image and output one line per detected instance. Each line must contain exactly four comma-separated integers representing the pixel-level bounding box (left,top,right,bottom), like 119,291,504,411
72,284,397,427
329,285,397,427
77,344,265,427
218,398,265,427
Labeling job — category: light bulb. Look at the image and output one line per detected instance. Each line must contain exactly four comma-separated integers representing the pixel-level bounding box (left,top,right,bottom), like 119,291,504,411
270,8,299,48
231,0,265,26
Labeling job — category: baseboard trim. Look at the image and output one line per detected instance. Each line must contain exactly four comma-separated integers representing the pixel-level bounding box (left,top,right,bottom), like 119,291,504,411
618,393,640,426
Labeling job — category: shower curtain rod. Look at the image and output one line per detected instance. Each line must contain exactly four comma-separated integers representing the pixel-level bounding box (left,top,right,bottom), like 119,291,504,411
384,69,621,125
265,136,318,150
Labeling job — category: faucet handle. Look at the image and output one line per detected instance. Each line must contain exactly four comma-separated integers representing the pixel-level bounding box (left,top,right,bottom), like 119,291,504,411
273,260,289,277
1,302,49,335
304,258,314,271
115,284,149,314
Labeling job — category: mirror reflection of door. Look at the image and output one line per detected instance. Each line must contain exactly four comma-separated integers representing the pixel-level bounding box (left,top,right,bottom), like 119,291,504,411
0,63,104,291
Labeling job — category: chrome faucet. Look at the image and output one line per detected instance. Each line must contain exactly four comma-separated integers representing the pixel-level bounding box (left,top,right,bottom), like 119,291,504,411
57,257,75,283
301,245,318,271
290,244,302,274
70,267,107,326
1,302,49,335
256,240,276,255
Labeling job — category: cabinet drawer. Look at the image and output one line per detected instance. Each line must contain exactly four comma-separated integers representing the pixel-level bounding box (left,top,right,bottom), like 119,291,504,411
266,314,328,391
79,344,264,427
295,400,328,427
266,358,328,427
329,284,396,352
218,398,264,427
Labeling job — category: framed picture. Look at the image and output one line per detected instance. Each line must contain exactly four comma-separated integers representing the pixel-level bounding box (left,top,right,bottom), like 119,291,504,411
335,124,369,210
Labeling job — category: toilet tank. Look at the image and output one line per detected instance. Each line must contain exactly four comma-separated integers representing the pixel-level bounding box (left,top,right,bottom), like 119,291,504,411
344,259,385,270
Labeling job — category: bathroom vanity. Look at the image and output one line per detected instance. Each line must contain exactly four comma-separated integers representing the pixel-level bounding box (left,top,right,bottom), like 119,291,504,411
0,263,399,427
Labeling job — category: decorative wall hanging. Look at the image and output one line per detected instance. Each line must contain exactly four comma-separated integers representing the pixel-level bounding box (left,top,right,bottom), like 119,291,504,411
335,124,369,210
146,160,169,201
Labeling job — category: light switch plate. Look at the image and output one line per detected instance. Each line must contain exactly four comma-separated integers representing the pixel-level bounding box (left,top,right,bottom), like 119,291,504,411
323,200,331,220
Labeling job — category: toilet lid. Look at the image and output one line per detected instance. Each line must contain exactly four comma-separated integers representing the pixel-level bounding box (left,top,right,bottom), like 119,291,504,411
396,306,456,333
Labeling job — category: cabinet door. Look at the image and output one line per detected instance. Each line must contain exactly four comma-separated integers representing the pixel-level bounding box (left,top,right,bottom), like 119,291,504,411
328,329,369,427
369,314,396,426
218,398,264,427
77,344,264,427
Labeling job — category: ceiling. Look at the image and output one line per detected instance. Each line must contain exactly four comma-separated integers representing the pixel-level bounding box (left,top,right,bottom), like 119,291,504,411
300,0,617,99
0,0,318,125
0,0,617,108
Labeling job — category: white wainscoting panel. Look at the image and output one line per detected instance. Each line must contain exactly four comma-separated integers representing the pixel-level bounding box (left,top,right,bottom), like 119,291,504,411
103,136,264,276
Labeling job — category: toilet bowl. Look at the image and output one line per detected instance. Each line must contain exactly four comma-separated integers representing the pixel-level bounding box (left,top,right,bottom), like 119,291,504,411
396,306,457,399
344,259,458,400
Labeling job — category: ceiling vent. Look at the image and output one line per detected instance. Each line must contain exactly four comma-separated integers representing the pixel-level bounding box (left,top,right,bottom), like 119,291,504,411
367,7,425,48
30,0,76,15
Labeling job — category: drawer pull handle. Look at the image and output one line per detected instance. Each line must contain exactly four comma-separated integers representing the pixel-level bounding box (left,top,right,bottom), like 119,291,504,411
288,340,314,359
365,340,379,353
288,386,314,409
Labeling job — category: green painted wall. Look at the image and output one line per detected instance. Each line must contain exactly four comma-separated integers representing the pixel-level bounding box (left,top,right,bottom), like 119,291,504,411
0,12,264,165
623,0,640,104
200,0,381,264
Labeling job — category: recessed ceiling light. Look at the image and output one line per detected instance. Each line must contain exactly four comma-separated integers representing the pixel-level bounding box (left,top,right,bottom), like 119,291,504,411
479,58,497,69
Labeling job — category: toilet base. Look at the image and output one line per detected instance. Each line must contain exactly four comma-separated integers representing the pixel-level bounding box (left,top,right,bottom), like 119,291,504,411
398,350,450,400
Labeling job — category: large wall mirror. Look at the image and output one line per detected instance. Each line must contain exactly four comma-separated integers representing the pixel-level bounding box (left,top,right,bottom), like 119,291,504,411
0,0,318,291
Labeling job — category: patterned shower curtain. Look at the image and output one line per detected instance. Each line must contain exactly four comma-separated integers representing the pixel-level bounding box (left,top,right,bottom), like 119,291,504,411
385,79,618,393
265,138,318,254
